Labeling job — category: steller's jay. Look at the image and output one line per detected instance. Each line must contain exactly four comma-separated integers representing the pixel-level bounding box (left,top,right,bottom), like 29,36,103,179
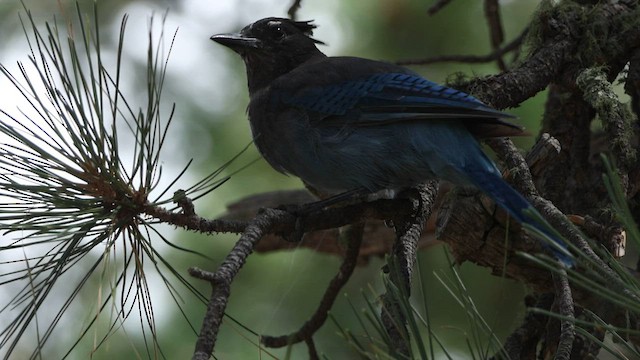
211,17,572,264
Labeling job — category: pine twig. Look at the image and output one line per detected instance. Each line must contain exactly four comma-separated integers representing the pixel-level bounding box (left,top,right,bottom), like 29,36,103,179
261,222,364,349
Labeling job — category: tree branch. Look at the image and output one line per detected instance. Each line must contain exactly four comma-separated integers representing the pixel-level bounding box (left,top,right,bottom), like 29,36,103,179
494,294,554,360
552,267,575,360
381,182,439,357
191,208,291,359
288,0,303,20
396,27,528,67
427,0,455,16
577,67,637,193
484,0,506,70
458,0,640,110
260,222,364,349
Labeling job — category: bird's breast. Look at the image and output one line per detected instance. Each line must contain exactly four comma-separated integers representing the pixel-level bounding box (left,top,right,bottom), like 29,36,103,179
248,92,313,175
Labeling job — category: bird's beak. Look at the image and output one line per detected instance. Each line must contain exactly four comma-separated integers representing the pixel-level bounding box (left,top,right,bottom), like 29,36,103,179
210,33,261,51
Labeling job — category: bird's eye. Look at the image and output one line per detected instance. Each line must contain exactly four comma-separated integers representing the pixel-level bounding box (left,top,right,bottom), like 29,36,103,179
268,22,286,40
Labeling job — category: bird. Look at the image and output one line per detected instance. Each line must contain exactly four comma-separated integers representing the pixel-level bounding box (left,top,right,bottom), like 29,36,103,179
211,17,572,264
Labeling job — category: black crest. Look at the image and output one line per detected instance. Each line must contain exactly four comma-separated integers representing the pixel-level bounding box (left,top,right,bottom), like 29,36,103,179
293,20,324,45
292,20,316,36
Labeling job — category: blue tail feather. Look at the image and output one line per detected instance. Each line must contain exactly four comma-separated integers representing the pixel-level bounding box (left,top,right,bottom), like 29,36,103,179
465,168,574,266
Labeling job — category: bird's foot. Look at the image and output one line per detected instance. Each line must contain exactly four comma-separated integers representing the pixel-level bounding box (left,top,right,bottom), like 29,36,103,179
274,203,308,242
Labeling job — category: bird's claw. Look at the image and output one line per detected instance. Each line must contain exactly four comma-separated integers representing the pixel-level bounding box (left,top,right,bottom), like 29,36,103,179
275,203,309,242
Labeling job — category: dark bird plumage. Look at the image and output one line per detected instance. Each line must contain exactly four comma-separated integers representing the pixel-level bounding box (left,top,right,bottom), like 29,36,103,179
211,17,572,264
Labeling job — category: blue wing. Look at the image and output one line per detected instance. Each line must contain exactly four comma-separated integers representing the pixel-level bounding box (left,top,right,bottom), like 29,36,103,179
284,72,523,138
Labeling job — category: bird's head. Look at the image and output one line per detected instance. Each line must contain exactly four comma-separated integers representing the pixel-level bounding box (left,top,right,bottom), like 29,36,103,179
211,17,326,92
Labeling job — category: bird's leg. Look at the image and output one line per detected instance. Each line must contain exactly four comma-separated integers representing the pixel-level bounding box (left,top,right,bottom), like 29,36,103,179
276,187,371,242
275,187,371,214
299,187,372,213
